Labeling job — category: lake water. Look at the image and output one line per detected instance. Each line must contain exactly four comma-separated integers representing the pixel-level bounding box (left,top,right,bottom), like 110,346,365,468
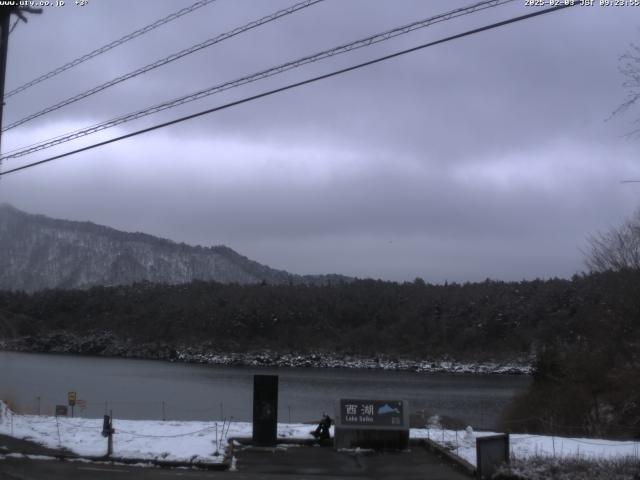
0,351,530,429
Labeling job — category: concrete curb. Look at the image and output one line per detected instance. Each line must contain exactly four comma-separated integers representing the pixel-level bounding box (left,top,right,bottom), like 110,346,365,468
1,449,229,470
229,436,321,447
420,438,476,477
92,455,229,470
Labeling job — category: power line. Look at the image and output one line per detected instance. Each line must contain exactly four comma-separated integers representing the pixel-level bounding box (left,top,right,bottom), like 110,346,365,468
4,0,218,99
2,0,324,132
1,0,515,161
2,0,505,137
0,3,577,178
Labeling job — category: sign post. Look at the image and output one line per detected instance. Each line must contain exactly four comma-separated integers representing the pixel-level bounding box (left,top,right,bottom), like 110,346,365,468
67,391,76,418
55,405,68,417
334,399,409,450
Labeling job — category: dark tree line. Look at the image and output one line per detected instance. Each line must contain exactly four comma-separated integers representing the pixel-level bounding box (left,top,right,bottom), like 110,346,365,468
0,271,638,361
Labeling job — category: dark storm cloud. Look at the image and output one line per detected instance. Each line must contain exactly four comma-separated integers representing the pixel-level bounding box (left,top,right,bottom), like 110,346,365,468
1,0,639,281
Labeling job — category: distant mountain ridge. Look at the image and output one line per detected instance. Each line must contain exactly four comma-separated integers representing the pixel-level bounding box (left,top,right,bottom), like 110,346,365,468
0,204,350,292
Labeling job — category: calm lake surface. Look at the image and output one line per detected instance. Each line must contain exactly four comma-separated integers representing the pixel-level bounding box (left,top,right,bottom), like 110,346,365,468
0,351,531,429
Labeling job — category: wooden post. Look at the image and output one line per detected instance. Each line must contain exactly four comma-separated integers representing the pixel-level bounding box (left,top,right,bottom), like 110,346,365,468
107,429,113,457
108,410,113,457
102,412,114,457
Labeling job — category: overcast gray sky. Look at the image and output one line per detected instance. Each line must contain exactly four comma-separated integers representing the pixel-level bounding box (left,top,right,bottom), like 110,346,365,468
1,0,639,282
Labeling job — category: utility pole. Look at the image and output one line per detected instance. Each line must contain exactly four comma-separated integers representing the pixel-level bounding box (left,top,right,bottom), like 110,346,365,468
0,6,42,160
0,8,11,157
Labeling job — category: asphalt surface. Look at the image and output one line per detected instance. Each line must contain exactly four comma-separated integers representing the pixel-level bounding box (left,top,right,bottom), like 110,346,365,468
0,434,472,479
0,433,72,457
233,444,472,479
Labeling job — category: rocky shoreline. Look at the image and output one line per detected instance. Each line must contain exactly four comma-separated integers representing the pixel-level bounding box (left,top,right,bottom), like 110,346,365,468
0,332,533,375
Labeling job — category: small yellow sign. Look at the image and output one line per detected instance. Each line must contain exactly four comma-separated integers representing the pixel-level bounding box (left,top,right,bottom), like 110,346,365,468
68,391,76,406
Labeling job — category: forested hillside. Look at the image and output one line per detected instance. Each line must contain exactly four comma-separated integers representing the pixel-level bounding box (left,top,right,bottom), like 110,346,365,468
1,271,638,360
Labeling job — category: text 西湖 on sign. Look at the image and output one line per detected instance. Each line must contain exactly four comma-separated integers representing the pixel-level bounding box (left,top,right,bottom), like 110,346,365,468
340,399,404,427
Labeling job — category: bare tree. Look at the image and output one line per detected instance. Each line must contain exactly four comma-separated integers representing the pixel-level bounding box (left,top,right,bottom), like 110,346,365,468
585,209,640,272
611,42,640,137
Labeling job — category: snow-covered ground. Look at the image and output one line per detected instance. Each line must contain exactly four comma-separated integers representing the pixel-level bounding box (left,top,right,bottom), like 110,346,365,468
1,401,639,467
0,401,315,464
413,425,640,467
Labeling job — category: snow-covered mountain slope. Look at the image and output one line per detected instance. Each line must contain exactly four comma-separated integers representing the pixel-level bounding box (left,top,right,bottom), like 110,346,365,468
0,204,349,292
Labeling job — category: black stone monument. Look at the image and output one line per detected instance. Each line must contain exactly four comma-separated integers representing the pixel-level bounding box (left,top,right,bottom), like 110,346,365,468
252,374,278,446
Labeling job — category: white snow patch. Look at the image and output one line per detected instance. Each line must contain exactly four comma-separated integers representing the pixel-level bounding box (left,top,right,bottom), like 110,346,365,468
2,401,638,468
0,401,316,464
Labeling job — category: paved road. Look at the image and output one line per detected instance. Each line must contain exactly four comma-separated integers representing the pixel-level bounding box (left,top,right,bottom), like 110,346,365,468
234,445,471,479
0,448,471,479
0,433,471,479
0,433,72,456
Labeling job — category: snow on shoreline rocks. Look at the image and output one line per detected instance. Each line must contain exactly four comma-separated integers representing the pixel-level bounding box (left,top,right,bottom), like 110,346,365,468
0,333,533,375
174,349,533,375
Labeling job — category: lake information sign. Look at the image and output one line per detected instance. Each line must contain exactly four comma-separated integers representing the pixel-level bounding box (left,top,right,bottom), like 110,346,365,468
340,399,404,427
334,399,409,450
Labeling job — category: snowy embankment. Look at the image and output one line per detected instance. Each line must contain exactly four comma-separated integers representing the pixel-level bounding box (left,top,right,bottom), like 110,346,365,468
0,401,313,464
413,424,640,467
2,401,639,468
